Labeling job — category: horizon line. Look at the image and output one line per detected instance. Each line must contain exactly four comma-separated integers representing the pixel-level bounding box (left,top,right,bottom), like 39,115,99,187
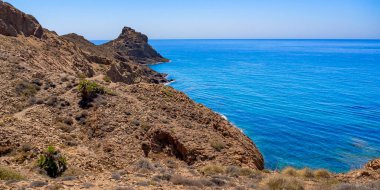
90,38,380,41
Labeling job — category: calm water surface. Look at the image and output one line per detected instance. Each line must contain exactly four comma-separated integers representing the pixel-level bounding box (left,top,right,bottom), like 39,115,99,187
148,39,380,172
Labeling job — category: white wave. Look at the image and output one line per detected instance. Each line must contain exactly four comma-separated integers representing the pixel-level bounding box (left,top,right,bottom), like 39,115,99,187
216,112,244,133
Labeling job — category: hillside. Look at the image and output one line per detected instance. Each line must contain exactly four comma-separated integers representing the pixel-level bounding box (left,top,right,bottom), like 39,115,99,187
0,2,379,190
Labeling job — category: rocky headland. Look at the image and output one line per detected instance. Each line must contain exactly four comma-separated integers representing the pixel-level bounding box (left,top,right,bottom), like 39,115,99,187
0,2,379,190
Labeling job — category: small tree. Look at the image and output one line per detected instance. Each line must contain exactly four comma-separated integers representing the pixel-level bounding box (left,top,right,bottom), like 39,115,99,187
77,79,105,100
77,79,105,107
37,146,67,178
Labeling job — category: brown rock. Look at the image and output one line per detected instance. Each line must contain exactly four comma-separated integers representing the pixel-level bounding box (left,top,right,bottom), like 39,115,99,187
101,27,169,64
365,159,380,171
0,2,43,38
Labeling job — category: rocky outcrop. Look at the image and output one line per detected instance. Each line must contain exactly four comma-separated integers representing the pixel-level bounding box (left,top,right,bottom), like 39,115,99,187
61,33,169,84
106,62,168,84
102,27,169,64
365,159,380,171
0,2,43,38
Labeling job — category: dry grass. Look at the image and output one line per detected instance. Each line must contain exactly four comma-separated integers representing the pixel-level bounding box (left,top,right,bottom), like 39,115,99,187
239,168,257,176
281,167,298,176
314,169,331,179
333,181,380,190
297,168,314,178
135,158,154,172
261,175,304,190
210,140,226,152
0,166,24,180
171,175,206,187
201,165,225,175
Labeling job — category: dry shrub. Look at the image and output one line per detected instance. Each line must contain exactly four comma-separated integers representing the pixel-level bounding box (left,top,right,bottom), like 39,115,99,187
314,169,331,179
0,166,24,180
281,167,298,176
135,158,154,172
171,175,203,187
333,181,380,190
297,168,314,178
261,175,304,190
226,166,240,176
210,140,226,152
171,175,214,187
239,168,257,176
201,165,225,175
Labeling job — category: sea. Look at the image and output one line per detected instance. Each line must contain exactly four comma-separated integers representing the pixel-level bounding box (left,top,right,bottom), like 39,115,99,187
92,39,380,173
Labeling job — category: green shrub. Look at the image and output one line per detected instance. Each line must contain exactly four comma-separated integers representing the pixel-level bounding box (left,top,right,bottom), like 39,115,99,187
37,146,67,178
0,166,24,180
77,79,105,100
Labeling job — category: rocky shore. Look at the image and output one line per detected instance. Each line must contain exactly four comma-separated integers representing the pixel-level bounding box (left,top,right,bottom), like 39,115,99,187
0,2,379,190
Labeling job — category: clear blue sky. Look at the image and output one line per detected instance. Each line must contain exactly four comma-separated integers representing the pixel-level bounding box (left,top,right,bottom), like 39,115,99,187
5,0,380,40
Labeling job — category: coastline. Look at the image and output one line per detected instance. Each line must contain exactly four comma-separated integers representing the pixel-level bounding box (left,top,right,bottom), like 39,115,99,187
1,2,379,189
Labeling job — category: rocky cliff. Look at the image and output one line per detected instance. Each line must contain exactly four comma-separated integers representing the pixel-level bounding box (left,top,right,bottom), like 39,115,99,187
0,2,378,190
0,1,43,38
101,27,169,64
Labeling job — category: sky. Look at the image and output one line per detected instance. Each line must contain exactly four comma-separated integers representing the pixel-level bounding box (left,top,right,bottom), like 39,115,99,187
4,0,380,40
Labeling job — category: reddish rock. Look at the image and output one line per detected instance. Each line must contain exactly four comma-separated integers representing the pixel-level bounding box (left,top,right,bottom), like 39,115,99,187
0,2,43,38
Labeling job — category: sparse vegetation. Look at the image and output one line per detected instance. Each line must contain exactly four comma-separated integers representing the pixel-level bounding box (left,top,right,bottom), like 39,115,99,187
103,75,111,83
135,158,154,172
297,168,314,178
37,146,67,178
15,80,38,97
171,175,211,187
162,86,174,97
239,167,257,176
225,166,258,177
201,164,225,175
281,167,298,176
0,166,24,180
314,169,331,178
226,166,240,177
210,140,226,152
261,175,304,190
140,123,152,132
333,182,380,190
77,79,105,101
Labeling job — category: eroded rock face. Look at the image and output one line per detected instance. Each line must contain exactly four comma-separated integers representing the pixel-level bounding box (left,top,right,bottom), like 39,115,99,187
0,2,43,38
102,27,169,64
61,33,169,84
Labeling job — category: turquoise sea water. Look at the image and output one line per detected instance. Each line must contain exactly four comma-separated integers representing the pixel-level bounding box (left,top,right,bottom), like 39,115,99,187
92,39,380,172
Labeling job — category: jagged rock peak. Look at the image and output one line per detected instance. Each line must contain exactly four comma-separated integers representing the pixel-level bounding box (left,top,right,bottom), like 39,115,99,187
0,1,43,38
118,26,147,40
102,26,169,64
